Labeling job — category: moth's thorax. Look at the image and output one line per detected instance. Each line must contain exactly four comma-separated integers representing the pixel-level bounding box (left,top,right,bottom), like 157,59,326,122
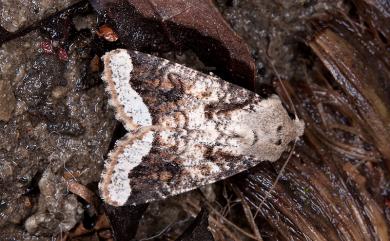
156,96,303,161
223,97,304,159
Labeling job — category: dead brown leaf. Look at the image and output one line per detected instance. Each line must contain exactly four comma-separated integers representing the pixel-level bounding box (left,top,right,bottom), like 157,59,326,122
91,0,255,88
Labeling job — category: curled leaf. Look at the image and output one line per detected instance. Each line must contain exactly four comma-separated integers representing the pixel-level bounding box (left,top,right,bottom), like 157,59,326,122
90,0,255,88
177,208,214,241
104,204,148,241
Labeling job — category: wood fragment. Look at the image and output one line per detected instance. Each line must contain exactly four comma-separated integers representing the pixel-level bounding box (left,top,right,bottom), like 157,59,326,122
309,29,390,171
66,180,99,212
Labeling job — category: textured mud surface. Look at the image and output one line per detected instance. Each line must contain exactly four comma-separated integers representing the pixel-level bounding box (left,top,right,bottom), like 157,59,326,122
0,17,116,239
216,0,342,86
0,0,81,32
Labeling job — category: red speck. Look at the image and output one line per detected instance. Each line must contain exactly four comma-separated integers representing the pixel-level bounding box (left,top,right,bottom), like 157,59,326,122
386,199,390,208
58,48,68,61
40,40,53,54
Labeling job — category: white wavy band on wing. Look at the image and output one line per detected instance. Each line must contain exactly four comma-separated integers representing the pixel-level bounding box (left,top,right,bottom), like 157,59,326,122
103,49,153,130
106,131,155,206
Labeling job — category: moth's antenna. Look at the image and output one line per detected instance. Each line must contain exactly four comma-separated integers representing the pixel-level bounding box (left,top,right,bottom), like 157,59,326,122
253,59,299,219
253,139,297,219
269,60,298,120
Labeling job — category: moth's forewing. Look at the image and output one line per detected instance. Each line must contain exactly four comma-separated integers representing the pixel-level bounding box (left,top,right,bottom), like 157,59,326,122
99,49,304,206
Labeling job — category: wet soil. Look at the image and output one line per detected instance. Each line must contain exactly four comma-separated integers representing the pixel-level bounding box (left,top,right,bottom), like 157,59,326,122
0,9,116,240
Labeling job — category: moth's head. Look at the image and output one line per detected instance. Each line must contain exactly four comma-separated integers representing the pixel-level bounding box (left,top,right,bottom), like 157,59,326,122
228,95,304,161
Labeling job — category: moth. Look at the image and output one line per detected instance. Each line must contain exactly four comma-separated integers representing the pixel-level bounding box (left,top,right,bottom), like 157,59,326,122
99,49,304,206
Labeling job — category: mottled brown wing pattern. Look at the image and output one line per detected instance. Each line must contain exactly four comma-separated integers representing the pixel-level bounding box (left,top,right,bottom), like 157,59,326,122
99,49,304,206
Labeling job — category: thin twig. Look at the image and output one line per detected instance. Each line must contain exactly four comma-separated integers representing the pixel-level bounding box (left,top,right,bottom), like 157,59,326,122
231,184,264,241
197,197,260,240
